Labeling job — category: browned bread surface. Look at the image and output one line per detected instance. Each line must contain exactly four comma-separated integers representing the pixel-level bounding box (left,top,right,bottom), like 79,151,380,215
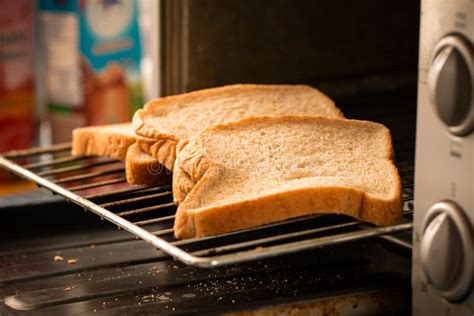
173,116,402,239
72,123,170,186
125,143,171,186
71,123,136,160
132,84,343,170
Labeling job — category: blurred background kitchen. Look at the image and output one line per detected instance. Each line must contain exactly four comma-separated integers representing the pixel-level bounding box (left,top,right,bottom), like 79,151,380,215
0,0,418,196
0,0,160,196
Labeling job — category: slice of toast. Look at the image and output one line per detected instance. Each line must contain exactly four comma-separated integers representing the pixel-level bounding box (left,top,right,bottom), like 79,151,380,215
133,84,343,171
72,123,137,160
173,116,402,239
126,143,171,186
72,123,170,186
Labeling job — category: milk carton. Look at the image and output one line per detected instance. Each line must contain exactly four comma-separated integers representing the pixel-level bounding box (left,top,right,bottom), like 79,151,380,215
39,0,143,143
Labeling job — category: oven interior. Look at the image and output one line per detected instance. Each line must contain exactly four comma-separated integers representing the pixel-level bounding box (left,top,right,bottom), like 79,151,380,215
0,86,416,315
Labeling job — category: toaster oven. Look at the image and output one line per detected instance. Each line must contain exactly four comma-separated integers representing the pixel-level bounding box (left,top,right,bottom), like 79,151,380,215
0,0,446,314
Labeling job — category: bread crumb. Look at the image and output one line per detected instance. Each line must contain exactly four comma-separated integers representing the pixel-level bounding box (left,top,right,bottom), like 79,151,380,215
65,287,71,292
54,255,64,262
68,259,77,265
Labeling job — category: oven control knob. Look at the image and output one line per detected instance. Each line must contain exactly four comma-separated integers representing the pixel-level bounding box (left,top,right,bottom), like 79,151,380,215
420,201,472,301
428,35,473,136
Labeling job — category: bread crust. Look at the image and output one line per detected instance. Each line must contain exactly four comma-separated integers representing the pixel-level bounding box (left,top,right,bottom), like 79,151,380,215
173,115,402,239
136,137,178,171
176,186,401,239
133,84,342,139
133,84,343,171
71,123,171,186
71,123,136,160
125,143,172,186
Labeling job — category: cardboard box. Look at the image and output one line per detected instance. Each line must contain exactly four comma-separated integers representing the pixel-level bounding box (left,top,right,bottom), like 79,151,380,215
39,0,143,143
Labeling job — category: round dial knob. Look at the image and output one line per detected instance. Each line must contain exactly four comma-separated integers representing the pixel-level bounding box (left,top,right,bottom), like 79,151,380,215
420,201,472,301
428,35,473,136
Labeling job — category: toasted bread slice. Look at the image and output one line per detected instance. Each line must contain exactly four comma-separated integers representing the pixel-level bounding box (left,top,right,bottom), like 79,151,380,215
173,116,402,239
126,143,171,186
72,123,136,160
72,123,170,186
133,84,343,170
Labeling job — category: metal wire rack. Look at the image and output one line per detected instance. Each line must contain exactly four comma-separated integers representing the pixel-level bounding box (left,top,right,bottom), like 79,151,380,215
0,143,413,268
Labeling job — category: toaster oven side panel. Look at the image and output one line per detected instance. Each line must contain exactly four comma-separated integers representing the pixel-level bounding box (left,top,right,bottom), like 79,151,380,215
413,0,474,314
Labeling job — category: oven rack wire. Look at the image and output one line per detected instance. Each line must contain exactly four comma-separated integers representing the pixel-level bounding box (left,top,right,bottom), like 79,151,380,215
0,143,413,268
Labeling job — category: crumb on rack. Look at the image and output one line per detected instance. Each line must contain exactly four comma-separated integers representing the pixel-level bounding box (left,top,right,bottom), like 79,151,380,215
65,287,71,292
68,259,78,265
54,255,64,262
